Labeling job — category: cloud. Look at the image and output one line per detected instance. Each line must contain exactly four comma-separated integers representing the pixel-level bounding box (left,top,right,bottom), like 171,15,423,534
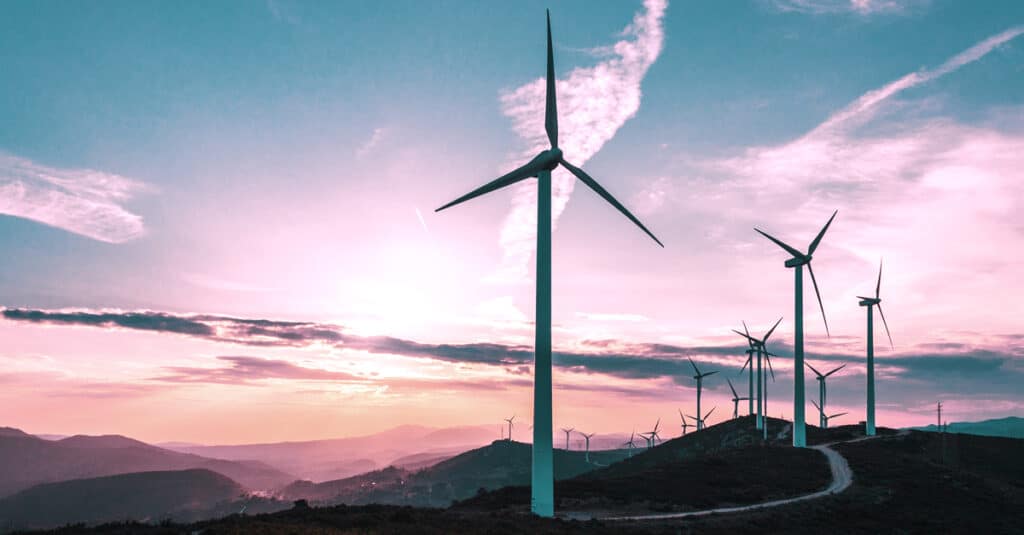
490,0,667,282
0,153,149,243
5,308,1022,402
355,127,387,159
155,356,361,385
769,0,923,15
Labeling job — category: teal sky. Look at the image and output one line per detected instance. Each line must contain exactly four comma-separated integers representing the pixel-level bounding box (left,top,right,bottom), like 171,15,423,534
1,0,1023,441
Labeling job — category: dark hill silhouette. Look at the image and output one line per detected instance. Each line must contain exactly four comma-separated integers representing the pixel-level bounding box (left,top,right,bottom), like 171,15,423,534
911,415,1024,438
278,439,629,507
0,429,294,497
0,469,243,531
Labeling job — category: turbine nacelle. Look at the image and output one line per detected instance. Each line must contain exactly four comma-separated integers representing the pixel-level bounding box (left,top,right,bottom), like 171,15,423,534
858,296,881,307
784,255,811,268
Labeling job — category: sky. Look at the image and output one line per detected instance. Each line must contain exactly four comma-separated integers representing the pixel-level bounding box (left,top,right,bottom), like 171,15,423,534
1,0,1023,444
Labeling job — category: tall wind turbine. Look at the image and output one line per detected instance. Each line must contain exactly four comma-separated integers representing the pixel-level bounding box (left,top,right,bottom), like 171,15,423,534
858,259,893,436
688,358,717,430
733,317,782,431
561,427,574,450
806,362,846,428
726,378,748,419
579,431,595,463
505,415,515,442
435,11,662,517
754,210,837,447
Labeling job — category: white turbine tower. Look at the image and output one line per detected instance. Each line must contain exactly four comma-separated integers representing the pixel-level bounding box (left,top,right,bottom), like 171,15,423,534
858,259,893,436
688,358,717,430
754,210,837,447
435,11,662,517
561,427,574,450
806,362,846,428
504,415,515,442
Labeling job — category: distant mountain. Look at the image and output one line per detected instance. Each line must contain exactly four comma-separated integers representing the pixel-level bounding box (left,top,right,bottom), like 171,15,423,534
910,416,1024,439
388,449,460,471
0,469,244,530
0,429,295,497
278,439,629,507
168,424,497,482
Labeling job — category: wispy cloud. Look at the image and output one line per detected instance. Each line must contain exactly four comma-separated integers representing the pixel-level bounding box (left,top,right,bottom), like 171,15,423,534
155,355,361,385
355,127,387,159
490,0,667,282
769,0,924,15
0,153,149,243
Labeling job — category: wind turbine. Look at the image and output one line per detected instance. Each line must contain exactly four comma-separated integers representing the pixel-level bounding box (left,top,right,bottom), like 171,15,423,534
688,358,717,430
505,415,515,442
733,318,782,431
678,409,692,436
806,362,846,428
726,378,749,419
435,11,662,518
858,259,893,436
622,430,638,457
739,344,756,416
579,431,595,463
812,400,847,429
561,427,574,450
699,406,717,430
641,419,661,448
754,210,837,447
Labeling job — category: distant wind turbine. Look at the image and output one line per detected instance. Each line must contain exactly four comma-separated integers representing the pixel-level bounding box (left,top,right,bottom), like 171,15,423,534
733,317,782,431
579,431,595,463
622,430,638,457
561,427,574,450
641,419,662,448
754,210,837,447
858,259,893,436
677,408,692,436
726,378,749,419
699,406,716,430
435,11,662,518
806,362,845,428
812,400,847,428
504,415,515,442
688,358,717,430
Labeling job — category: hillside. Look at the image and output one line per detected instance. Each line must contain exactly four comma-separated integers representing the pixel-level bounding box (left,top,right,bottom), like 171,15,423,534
0,430,294,497
168,424,496,482
911,416,1024,439
0,469,245,531
278,439,630,507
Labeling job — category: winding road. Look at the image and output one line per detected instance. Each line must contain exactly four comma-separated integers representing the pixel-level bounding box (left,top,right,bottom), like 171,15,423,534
596,434,879,522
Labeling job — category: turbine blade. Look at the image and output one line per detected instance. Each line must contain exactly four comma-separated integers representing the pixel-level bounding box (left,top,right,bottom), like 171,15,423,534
811,399,820,411
435,161,539,212
765,352,776,380
560,158,664,247
705,406,716,419
831,412,848,419
545,10,558,149
877,303,894,349
826,364,846,377
688,357,701,375
739,354,752,374
754,228,804,259
805,361,823,378
703,371,719,378
876,258,882,300
807,209,838,255
763,317,783,343
727,378,738,398
807,262,831,337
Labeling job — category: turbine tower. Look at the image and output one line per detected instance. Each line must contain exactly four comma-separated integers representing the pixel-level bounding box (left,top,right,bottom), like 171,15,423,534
688,358,717,430
579,431,595,463
806,362,846,428
754,210,837,447
435,11,662,517
561,427,574,450
858,259,893,436
727,378,749,419
733,317,782,431
505,415,515,442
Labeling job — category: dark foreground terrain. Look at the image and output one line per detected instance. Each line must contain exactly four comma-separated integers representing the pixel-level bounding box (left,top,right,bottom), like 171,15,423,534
12,425,1024,534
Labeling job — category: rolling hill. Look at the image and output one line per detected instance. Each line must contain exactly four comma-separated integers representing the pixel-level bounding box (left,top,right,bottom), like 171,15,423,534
0,429,295,497
911,415,1024,438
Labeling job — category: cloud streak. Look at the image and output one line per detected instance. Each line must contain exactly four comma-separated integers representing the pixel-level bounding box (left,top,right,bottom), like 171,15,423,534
0,153,149,243
491,0,667,282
